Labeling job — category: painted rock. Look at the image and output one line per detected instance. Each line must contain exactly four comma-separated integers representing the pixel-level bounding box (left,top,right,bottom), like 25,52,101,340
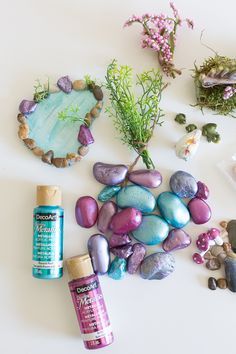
19,100,37,115
175,129,202,161
196,181,209,200
109,207,142,234
128,169,162,188
78,125,94,145
98,185,121,202
108,257,127,280
170,170,198,198
140,252,175,280
93,162,128,186
87,234,110,275
224,256,236,292
157,192,190,228
188,198,211,224
226,220,236,252
109,233,132,248
132,215,169,245
208,277,217,290
75,196,98,228
97,201,117,233
110,244,133,259
116,185,156,213
57,75,72,93
127,243,146,274
162,229,191,252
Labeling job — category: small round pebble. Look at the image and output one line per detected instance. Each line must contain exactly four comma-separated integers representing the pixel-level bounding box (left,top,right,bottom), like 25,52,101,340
208,277,217,290
169,170,198,198
72,80,87,91
206,258,221,270
217,278,228,289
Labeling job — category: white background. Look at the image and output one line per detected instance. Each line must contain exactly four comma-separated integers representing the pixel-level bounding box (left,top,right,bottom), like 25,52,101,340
1,1,236,353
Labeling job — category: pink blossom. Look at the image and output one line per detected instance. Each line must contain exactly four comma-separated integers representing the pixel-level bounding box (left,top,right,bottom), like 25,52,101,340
223,86,236,100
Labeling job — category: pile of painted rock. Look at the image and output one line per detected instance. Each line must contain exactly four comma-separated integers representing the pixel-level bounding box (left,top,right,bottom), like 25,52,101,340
75,162,212,280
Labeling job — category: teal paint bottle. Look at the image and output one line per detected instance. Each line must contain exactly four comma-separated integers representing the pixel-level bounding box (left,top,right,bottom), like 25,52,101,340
32,185,64,279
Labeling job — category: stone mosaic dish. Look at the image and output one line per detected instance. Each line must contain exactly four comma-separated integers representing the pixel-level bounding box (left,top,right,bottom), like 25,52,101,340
17,76,103,168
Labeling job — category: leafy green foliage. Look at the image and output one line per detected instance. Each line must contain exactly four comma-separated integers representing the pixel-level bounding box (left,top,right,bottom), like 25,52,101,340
57,104,85,124
33,79,50,103
105,60,165,169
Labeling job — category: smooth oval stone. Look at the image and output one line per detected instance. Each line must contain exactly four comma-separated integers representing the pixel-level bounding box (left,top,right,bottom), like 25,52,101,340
87,234,110,275
196,181,209,200
162,229,191,252
170,170,198,198
93,162,128,186
97,201,117,233
108,257,127,280
217,278,228,289
140,252,175,280
109,233,132,248
188,198,211,224
206,258,221,270
132,215,169,245
127,243,146,274
224,257,236,292
116,185,156,213
110,244,133,259
128,169,162,188
109,207,142,234
98,185,121,202
157,192,190,228
208,277,217,290
226,220,236,252
75,196,98,228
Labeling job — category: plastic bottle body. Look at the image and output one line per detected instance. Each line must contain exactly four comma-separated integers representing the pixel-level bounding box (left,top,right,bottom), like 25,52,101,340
69,274,113,349
32,205,64,279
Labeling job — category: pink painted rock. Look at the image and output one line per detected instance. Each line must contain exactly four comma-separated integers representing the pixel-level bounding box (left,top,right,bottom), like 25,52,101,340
75,196,98,228
109,207,142,234
162,229,191,252
196,181,209,200
188,198,211,224
97,201,117,233
128,169,162,188
127,243,146,274
109,233,132,248
78,125,94,145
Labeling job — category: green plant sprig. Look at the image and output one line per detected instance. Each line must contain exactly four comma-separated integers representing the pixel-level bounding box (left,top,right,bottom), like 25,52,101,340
105,60,165,169
57,104,85,124
33,79,50,103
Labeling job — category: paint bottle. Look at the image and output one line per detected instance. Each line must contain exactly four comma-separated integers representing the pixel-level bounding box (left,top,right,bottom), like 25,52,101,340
66,254,114,350
32,185,64,279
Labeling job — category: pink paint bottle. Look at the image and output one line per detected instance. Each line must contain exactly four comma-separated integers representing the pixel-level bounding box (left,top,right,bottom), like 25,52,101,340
66,254,114,350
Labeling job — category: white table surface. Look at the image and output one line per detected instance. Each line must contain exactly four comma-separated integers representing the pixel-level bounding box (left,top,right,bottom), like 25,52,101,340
1,1,236,353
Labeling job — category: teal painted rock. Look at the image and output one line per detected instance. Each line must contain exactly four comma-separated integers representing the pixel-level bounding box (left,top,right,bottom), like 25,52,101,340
132,215,169,245
116,185,156,213
157,192,190,228
98,185,121,202
108,257,127,280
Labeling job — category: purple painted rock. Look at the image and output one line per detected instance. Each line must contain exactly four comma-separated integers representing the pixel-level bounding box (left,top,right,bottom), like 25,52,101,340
196,181,209,200
75,196,98,228
78,124,94,145
97,201,117,233
110,244,133,259
188,198,211,224
162,229,191,252
127,243,146,274
87,234,110,275
128,169,162,188
19,100,37,115
109,233,132,248
93,162,128,186
109,207,142,234
57,75,72,93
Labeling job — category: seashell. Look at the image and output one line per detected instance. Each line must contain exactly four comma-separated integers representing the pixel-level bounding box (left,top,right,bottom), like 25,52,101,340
200,68,236,88
175,129,202,161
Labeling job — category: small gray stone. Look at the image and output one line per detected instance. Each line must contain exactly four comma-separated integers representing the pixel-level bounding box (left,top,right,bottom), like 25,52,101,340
140,252,175,280
206,258,221,270
42,150,54,164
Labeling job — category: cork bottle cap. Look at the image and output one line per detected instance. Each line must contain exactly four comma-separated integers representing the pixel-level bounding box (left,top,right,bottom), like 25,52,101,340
37,185,62,206
66,254,94,280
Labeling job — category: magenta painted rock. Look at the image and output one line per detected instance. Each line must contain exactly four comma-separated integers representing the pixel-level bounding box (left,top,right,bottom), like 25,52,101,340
128,169,162,188
75,196,98,228
127,243,146,274
93,162,128,185
109,233,132,248
188,198,211,224
110,244,133,259
196,181,209,200
109,207,142,234
57,75,72,93
97,201,117,233
78,124,94,145
162,229,191,252
19,100,37,114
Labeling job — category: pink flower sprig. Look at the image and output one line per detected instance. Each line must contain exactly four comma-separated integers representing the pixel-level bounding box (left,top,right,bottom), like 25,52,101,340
223,86,236,100
124,2,194,78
